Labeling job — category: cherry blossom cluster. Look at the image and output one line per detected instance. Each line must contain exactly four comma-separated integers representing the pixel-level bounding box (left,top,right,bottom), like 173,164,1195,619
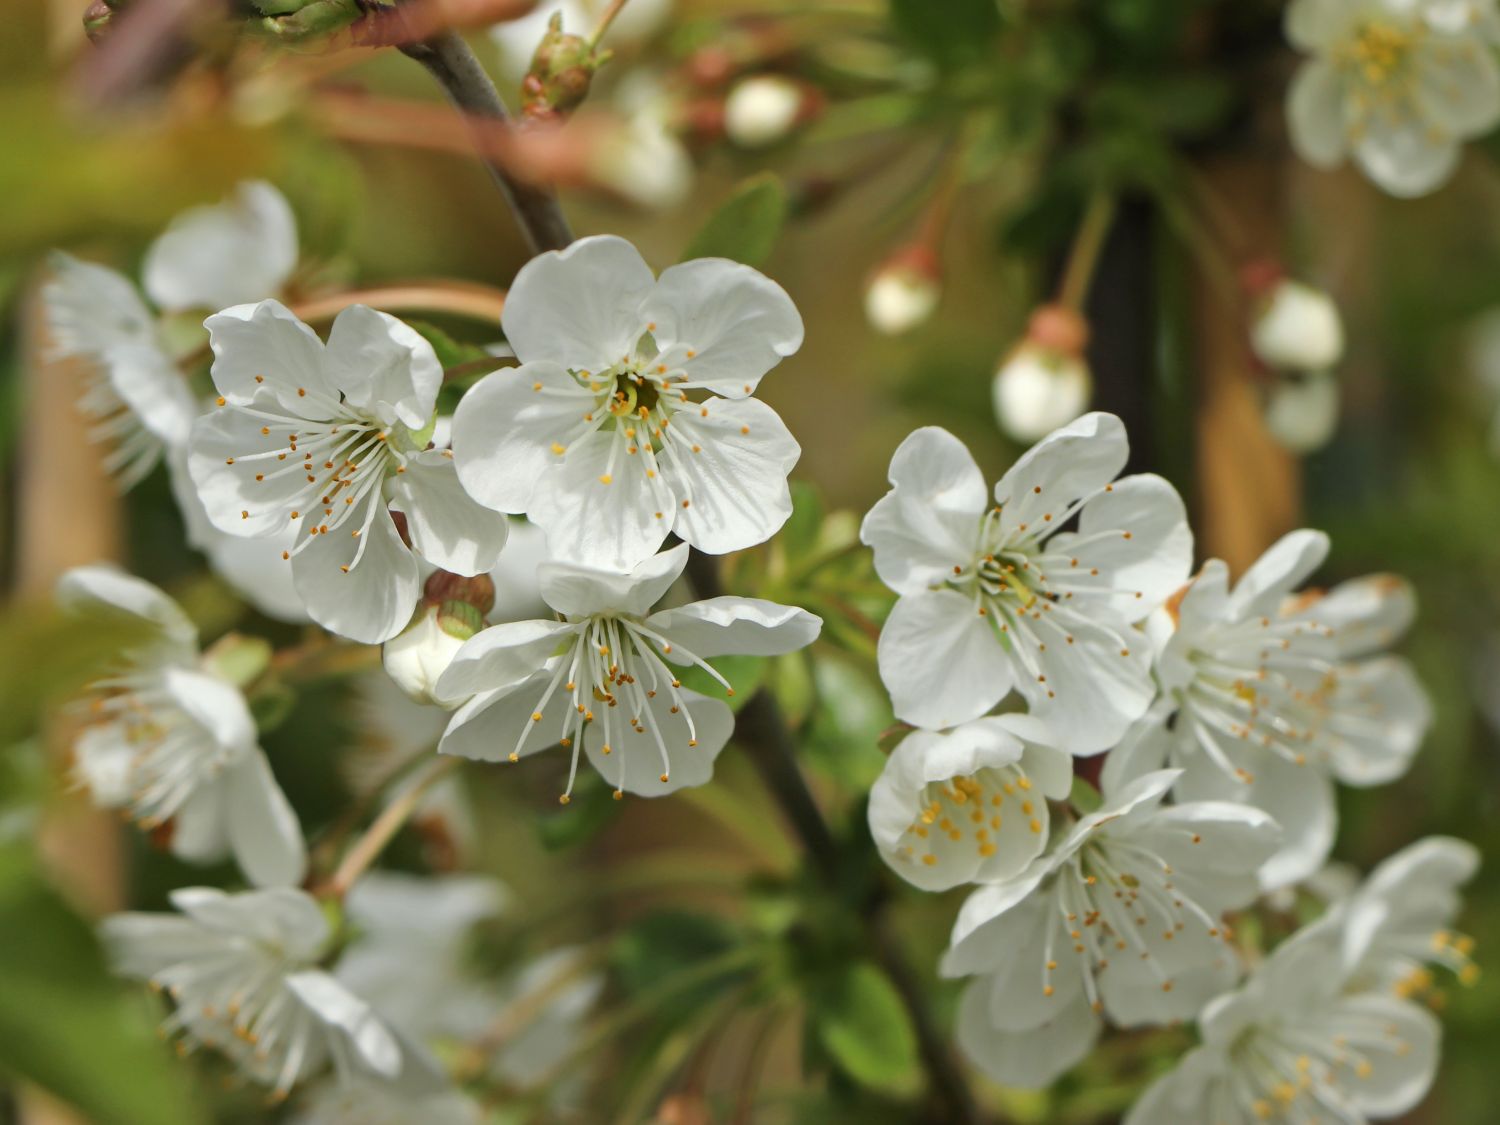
861,412,1472,1117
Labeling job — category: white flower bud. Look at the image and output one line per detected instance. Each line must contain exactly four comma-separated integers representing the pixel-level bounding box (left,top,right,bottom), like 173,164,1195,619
992,343,1092,443
1262,369,1340,454
724,76,803,148
383,604,475,710
1251,280,1344,372
864,248,941,335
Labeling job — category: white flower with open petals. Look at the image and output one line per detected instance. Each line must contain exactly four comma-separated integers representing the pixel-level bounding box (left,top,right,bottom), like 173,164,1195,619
436,543,821,799
867,716,1072,892
1286,0,1500,197
58,566,304,887
451,235,804,571
102,887,435,1103
1125,927,1441,1125
188,300,510,644
1107,530,1431,887
942,770,1280,1089
861,415,1191,751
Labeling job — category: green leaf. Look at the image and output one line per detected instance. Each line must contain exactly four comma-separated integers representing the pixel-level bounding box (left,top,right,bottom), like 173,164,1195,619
406,320,495,369
0,847,197,1125
675,653,766,713
811,960,921,1098
888,0,1000,64
681,173,788,268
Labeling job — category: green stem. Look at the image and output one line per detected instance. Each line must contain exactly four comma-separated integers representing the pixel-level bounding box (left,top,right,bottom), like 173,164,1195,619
1057,192,1118,311
587,0,631,49
321,755,460,898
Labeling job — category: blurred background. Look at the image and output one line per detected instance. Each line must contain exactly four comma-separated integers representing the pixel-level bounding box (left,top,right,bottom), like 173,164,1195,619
2,0,1499,1121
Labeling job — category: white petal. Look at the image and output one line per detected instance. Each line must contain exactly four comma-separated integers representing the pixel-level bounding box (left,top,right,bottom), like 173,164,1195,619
1335,993,1440,1115
325,305,442,431
1285,0,1352,49
143,181,298,311
205,300,333,411
643,596,821,658
291,498,420,644
390,451,509,576
956,976,1100,1089
942,870,1049,975
489,519,554,623
663,396,800,556
451,362,599,515
993,412,1128,532
201,528,310,623
877,589,1015,730
1045,473,1193,620
1096,917,1238,1027
643,257,803,397
1299,573,1416,658
500,235,656,368
582,689,734,796
1099,707,1174,798
100,912,227,979
1354,113,1462,197
1226,528,1329,620
1019,606,1156,754
1415,37,1500,137
170,885,328,955
169,786,230,863
530,426,675,571
72,723,135,807
104,342,198,448
1321,657,1430,787
56,564,197,652
1287,59,1351,166
437,619,580,699
224,751,307,888
1137,801,1282,915
438,672,568,765
538,542,689,617
162,666,257,755
44,253,157,358
859,426,987,596
1174,746,1337,889
1121,1048,1221,1125
187,395,311,538
284,970,404,1078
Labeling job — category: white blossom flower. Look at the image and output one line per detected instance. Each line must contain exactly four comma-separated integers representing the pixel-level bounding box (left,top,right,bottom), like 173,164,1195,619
590,72,693,211
142,181,298,313
488,947,605,1091
437,543,821,799
102,886,437,1101
724,75,806,147
861,416,1192,751
383,605,477,709
451,235,804,570
867,716,1072,891
58,565,304,887
1263,370,1341,454
188,300,510,644
1125,927,1441,1125
942,769,1280,1089
1106,531,1431,887
863,246,941,336
1250,278,1346,372
1286,0,1500,197
991,342,1093,442
1303,836,1480,996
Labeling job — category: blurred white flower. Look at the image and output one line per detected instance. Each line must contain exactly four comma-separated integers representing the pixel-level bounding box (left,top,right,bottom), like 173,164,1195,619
452,235,804,570
724,75,805,147
188,301,509,643
1286,0,1500,196
1263,369,1342,453
103,887,432,1102
992,343,1092,442
944,770,1280,1089
864,246,941,336
142,181,298,313
1106,531,1431,887
590,72,693,211
1250,278,1345,371
860,416,1191,751
383,605,479,709
437,543,820,799
867,716,1072,892
1126,924,1440,1125
58,565,304,887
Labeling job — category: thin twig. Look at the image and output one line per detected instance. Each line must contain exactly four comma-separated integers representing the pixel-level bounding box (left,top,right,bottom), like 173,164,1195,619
323,755,460,897
399,29,575,253
1057,191,1119,312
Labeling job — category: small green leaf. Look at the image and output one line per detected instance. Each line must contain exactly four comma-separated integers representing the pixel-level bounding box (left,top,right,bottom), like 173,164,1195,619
812,960,921,1097
681,173,788,268
1069,775,1103,815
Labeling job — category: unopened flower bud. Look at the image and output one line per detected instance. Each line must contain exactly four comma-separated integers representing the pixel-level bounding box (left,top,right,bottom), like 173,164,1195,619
423,569,495,617
383,603,479,709
1246,269,1344,372
1262,369,1340,454
864,245,941,335
83,0,113,42
520,12,606,125
723,75,806,148
991,305,1092,442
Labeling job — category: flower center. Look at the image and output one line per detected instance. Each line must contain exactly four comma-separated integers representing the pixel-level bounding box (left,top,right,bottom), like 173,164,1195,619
1340,21,1420,89
1229,1023,1385,1122
899,768,1040,868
